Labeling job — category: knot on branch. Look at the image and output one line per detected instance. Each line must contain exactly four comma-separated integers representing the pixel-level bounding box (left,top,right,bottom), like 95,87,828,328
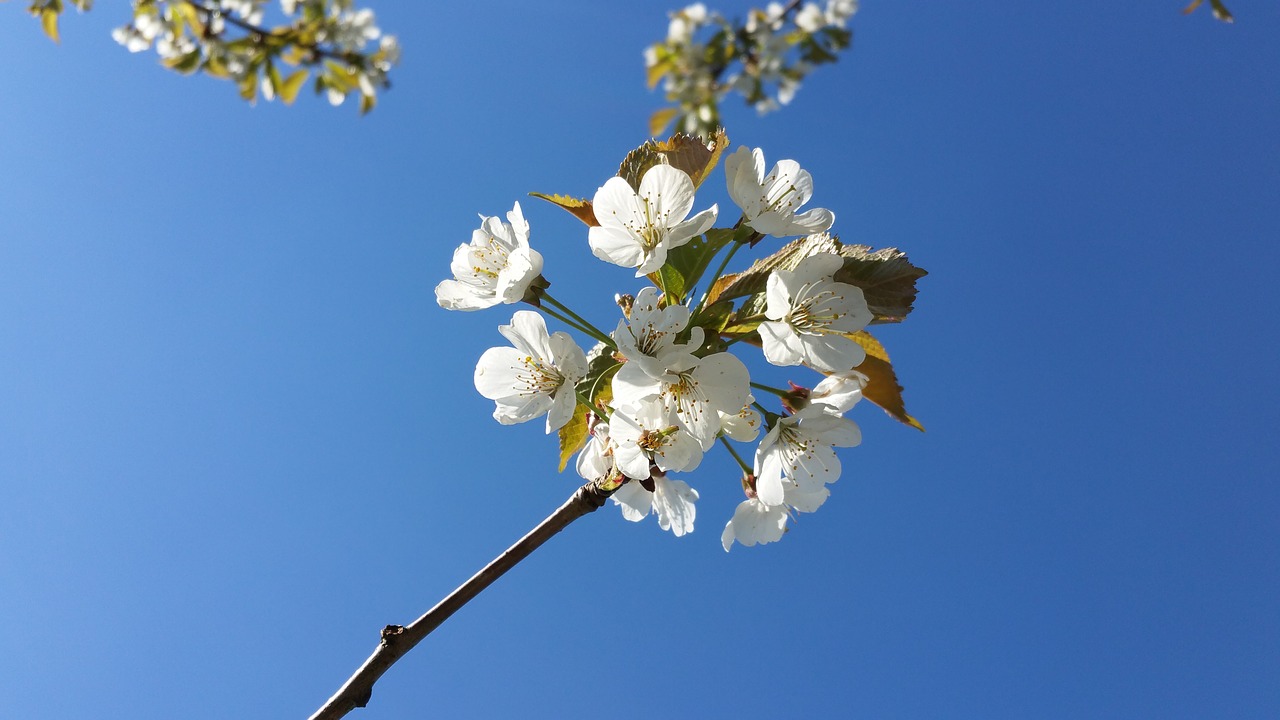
574,481,616,512
380,624,406,646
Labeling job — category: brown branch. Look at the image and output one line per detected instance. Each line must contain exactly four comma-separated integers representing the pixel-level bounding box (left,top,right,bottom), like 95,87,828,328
307,480,616,720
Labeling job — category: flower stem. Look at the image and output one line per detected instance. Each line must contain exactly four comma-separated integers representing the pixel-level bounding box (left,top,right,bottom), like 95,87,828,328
307,481,617,720
695,239,743,312
542,293,614,347
750,381,791,400
719,436,752,474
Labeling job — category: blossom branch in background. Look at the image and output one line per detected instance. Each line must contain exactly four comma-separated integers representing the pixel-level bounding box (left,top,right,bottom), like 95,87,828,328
644,0,857,138
14,0,399,112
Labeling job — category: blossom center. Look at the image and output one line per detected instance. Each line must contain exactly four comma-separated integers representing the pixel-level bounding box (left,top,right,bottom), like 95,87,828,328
513,355,565,397
786,282,847,335
762,173,801,214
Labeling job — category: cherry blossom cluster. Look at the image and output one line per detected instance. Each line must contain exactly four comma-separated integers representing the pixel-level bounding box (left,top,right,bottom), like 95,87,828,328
645,1,857,138
437,133,922,551
107,0,398,111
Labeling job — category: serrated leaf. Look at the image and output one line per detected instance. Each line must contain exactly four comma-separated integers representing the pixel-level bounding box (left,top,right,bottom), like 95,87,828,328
649,107,678,137
831,244,928,324
847,330,923,431
713,233,926,323
40,8,59,43
617,128,729,191
557,403,591,472
713,235,829,318
529,192,599,227
278,69,308,104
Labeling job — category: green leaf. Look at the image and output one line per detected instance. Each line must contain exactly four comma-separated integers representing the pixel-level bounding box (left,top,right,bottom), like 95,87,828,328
846,331,923,431
163,50,203,76
529,192,598,227
648,107,678,137
359,91,375,115
557,403,590,472
278,69,309,105
691,298,734,335
238,69,258,101
659,227,737,305
645,47,673,89
40,7,59,43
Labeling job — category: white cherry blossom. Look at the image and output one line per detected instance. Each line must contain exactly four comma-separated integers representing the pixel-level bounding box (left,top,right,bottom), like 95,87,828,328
754,403,861,506
721,497,786,550
612,351,749,450
612,286,703,381
436,202,543,311
718,397,763,443
721,477,833,551
725,146,834,237
811,370,869,414
474,311,587,433
826,0,859,28
576,421,617,482
795,3,826,33
589,165,717,276
758,251,873,372
613,471,699,537
609,399,704,479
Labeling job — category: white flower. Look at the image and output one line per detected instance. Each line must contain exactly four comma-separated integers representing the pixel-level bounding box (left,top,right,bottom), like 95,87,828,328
576,421,616,482
613,472,699,537
325,8,380,50
795,3,826,33
721,497,786,550
611,286,703,381
612,351,750,450
112,26,152,53
718,397,762,442
754,404,861,506
725,146,834,237
589,165,717,276
667,3,708,44
758,252,873,372
474,311,587,433
811,370,869,414
825,0,858,28
721,478,832,551
435,202,544,311
609,399,704,479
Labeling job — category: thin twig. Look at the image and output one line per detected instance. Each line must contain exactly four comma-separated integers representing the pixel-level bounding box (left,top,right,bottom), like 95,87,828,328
307,480,616,720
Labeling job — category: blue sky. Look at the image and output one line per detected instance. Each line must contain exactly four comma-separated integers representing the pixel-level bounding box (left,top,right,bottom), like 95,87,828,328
2,2,1278,718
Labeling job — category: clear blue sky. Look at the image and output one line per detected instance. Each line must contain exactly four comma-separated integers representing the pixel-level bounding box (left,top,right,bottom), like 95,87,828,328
2,2,1278,718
